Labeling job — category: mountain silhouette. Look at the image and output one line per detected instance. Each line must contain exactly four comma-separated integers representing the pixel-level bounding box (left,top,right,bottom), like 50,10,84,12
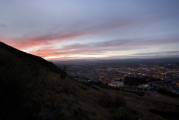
0,42,179,120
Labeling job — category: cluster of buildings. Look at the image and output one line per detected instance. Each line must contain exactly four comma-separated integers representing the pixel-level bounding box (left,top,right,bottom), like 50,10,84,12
65,63,179,96
97,65,179,95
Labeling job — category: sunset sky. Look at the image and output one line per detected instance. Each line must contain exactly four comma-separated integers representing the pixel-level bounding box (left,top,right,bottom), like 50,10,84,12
0,0,179,60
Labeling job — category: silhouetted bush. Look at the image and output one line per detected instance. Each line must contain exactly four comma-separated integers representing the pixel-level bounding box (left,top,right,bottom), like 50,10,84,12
112,107,139,120
98,93,126,108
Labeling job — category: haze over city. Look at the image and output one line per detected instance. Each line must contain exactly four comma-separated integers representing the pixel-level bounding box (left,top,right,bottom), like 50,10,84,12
0,0,179,60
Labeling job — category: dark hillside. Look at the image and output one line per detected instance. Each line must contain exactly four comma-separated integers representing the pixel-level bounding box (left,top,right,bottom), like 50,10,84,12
0,42,179,120
0,42,131,120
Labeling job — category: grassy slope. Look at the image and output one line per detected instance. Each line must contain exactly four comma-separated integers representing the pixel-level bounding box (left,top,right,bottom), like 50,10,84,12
0,42,179,120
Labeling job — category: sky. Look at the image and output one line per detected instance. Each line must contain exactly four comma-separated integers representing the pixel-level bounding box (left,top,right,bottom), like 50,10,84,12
0,0,179,60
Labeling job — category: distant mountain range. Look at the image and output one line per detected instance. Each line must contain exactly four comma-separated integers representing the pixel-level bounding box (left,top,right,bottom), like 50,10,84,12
0,42,179,120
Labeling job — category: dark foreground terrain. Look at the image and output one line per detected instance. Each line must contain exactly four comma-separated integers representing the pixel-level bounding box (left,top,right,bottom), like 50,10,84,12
0,42,179,120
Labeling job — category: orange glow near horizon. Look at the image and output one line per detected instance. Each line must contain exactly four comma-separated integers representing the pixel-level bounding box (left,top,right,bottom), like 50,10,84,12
1,38,179,61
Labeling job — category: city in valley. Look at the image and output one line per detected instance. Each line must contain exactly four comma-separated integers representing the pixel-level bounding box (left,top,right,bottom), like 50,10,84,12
56,58,179,97
1,0,179,119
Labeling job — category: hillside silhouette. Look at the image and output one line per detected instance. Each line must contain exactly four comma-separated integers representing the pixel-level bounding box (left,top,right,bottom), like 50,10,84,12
0,42,179,120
